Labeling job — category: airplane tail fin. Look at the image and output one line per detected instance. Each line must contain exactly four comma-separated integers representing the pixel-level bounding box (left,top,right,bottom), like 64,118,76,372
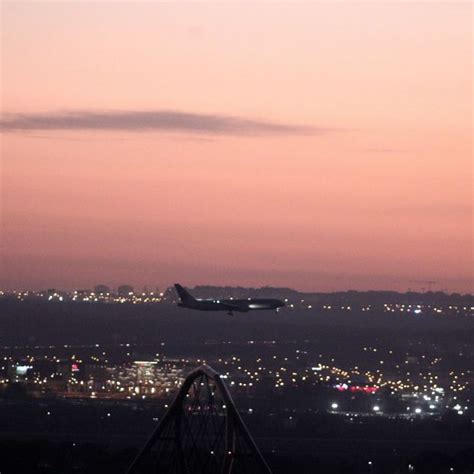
174,284,197,304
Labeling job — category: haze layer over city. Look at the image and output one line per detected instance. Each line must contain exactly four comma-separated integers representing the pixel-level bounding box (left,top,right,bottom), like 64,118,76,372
0,2,472,474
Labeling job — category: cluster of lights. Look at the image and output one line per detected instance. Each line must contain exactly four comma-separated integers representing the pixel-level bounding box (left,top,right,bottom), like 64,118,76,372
1,339,471,418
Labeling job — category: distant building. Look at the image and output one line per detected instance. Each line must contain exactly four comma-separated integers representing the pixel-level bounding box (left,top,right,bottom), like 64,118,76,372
94,284,110,295
118,285,134,296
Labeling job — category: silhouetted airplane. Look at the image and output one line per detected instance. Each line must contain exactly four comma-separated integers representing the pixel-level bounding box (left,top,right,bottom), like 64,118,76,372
174,284,285,316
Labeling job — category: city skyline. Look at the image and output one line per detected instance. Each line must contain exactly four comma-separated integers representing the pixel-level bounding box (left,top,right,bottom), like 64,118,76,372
1,3,472,293
0,278,472,295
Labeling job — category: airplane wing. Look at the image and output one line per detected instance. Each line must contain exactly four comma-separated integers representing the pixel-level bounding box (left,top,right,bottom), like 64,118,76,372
221,302,249,312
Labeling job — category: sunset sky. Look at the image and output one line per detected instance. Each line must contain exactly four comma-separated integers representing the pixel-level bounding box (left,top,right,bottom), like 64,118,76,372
1,2,472,293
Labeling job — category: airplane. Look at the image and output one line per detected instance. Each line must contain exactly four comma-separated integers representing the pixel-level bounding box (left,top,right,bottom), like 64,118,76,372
174,284,285,316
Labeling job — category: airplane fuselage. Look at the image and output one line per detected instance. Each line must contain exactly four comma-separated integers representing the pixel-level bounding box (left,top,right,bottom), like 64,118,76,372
174,283,285,315
178,298,284,313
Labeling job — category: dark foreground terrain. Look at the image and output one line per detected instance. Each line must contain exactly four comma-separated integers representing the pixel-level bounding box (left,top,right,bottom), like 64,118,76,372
1,400,473,474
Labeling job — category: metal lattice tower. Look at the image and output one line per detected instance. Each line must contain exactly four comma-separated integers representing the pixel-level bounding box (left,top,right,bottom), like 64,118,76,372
127,365,272,474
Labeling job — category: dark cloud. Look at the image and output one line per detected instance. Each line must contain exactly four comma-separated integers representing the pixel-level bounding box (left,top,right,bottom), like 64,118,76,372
0,110,321,136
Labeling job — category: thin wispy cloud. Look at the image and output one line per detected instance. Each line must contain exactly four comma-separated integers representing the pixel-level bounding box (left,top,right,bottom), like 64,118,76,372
0,110,322,136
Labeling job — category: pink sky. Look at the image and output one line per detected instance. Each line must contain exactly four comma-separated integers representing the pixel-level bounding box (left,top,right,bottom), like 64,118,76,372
1,3,472,293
